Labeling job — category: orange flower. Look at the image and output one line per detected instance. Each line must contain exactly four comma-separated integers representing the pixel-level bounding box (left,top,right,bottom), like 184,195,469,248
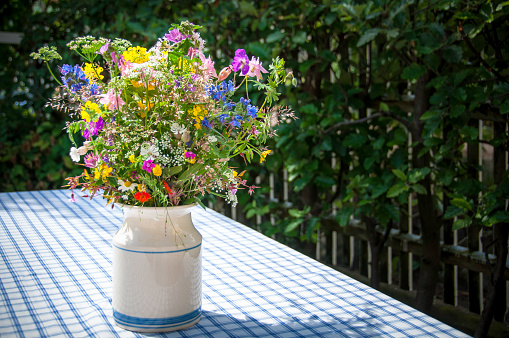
134,191,151,203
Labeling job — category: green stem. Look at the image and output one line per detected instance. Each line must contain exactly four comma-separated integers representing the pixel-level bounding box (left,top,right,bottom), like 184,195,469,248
46,61,63,86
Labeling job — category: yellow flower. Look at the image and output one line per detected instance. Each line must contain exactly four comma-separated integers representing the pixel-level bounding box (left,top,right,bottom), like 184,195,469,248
83,169,91,181
138,184,146,192
81,101,104,122
188,105,207,129
123,46,149,64
131,80,155,90
152,164,162,176
137,100,154,118
94,163,112,180
82,63,104,82
129,154,136,163
260,150,272,163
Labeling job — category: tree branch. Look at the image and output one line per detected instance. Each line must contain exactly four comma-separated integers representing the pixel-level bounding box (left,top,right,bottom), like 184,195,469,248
323,110,413,135
458,21,508,84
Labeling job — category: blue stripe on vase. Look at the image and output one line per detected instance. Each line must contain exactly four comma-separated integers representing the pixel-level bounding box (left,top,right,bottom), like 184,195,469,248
112,242,201,254
113,307,201,329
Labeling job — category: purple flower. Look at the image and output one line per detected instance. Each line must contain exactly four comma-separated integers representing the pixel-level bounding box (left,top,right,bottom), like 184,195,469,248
82,117,105,139
131,171,139,179
142,159,155,173
102,154,109,163
84,154,99,168
165,29,186,43
231,49,250,75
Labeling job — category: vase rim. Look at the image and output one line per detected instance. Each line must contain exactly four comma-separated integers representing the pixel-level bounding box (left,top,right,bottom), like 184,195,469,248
118,203,198,212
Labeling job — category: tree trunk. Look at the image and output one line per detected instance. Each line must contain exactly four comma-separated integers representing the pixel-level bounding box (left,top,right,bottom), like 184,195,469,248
475,120,508,337
412,71,441,313
475,224,508,338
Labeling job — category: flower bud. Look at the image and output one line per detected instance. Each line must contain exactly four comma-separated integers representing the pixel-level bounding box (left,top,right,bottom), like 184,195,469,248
217,66,232,82
77,146,88,156
182,131,191,143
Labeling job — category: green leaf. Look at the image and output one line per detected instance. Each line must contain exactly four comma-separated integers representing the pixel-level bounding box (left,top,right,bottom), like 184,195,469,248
442,45,463,64
450,105,465,118
336,207,353,227
452,88,467,102
500,100,509,114
357,28,380,47
292,31,307,44
239,0,258,17
453,218,472,231
412,184,427,195
451,197,472,211
363,156,376,170
445,205,464,219
392,169,407,181
401,63,426,81
420,110,441,120
387,183,407,198
266,31,285,43
489,211,509,224
284,219,304,234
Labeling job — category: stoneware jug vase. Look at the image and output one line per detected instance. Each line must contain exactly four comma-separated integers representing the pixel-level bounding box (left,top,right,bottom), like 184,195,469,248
112,204,202,332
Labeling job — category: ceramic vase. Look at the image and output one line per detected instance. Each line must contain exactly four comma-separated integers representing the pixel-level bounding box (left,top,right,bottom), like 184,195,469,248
112,204,202,332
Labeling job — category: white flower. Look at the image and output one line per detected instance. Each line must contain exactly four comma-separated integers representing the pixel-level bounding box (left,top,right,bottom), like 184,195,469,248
140,144,160,160
171,123,186,134
208,135,217,143
118,179,138,192
69,147,80,162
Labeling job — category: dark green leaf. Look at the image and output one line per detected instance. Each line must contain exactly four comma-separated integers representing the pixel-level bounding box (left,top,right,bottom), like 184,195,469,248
357,28,380,47
401,63,426,81
442,45,463,63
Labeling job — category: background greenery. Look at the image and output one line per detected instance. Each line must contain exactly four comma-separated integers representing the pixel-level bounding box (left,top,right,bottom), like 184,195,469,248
2,0,509,336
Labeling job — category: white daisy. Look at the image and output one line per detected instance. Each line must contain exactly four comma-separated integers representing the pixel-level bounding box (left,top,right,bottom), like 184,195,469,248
118,179,138,192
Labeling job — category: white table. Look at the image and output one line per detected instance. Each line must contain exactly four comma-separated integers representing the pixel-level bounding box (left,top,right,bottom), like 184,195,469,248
0,190,470,337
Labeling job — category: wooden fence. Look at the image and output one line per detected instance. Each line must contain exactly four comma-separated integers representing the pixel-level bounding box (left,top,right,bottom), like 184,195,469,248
210,120,509,323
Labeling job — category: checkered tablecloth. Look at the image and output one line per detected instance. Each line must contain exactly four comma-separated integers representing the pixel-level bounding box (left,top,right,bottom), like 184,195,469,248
0,190,470,337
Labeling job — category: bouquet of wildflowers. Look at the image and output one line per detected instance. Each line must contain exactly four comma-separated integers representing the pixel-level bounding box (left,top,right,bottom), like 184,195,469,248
31,22,294,207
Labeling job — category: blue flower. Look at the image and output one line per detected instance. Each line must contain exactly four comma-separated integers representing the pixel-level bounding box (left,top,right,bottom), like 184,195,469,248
60,64,89,93
90,83,100,95
240,97,251,106
230,115,243,128
246,104,258,119
202,118,212,128
223,102,236,111
219,114,229,124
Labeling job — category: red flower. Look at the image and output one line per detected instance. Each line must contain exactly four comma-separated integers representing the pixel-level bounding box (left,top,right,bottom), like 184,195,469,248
163,181,174,196
134,191,151,203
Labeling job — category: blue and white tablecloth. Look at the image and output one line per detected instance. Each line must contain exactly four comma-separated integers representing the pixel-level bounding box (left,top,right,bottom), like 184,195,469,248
0,190,470,337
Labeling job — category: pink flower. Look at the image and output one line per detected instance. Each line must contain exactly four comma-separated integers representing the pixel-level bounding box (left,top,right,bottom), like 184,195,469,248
199,54,217,78
184,151,196,159
99,90,125,111
165,29,186,43
246,56,268,81
142,160,156,173
99,42,110,54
